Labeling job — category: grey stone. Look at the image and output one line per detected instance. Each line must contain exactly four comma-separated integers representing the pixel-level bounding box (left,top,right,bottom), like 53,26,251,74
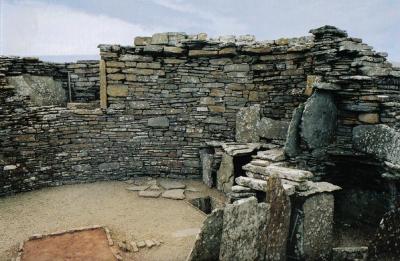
217,153,234,193
159,179,186,190
257,118,290,140
187,208,224,261
231,185,253,192
148,117,170,128
297,181,341,197
98,162,120,172
134,36,152,46
7,75,66,106
224,64,250,72
284,104,304,157
161,189,185,200
332,247,368,261
256,148,286,162
126,185,150,191
143,45,164,53
291,193,335,260
138,190,161,198
200,149,214,188
313,82,341,91
72,164,91,172
151,33,169,45
236,105,260,143
221,143,262,156
353,124,400,165
264,175,291,261
368,208,400,260
235,176,268,192
300,90,337,149
219,197,269,261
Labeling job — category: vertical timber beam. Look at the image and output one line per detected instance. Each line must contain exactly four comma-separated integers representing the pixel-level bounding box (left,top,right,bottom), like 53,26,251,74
100,59,107,109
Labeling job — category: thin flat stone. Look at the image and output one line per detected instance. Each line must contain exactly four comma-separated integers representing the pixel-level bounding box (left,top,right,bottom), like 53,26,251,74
126,185,149,191
138,190,161,198
162,189,185,200
159,180,186,190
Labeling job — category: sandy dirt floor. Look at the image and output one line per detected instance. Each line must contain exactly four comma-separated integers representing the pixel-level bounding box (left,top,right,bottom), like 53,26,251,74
0,179,226,261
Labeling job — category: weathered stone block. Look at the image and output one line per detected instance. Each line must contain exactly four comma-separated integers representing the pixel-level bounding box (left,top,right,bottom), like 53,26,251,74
134,36,152,46
358,113,379,124
151,33,169,45
107,85,128,97
224,64,250,72
217,153,234,193
236,105,260,143
300,90,337,149
219,197,269,261
257,117,290,140
188,50,218,57
264,175,291,261
353,124,400,165
187,208,224,261
148,117,169,128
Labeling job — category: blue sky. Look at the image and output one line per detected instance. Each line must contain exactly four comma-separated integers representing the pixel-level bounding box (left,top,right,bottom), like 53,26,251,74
1,0,399,62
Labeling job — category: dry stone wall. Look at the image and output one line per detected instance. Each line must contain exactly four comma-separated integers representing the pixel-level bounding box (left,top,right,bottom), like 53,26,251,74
1,26,400,196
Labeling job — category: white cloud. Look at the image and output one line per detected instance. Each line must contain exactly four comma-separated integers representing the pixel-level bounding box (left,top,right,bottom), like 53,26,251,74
1,0,167,55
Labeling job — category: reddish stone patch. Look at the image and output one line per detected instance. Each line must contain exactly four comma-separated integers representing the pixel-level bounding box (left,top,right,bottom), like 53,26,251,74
21,228,116,261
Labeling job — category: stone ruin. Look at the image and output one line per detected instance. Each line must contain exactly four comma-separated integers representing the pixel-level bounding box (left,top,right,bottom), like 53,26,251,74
1,25,400,260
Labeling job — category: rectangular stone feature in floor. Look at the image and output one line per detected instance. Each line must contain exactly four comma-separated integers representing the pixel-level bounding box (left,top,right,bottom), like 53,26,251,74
21,228,116,261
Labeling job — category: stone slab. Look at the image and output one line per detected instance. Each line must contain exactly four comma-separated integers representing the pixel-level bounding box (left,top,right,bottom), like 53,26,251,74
187,208,224,261
236,105,260,143
138,190,161,198
219,197,269,261
159,180,186,190
126,185,149,191
162,189,185,200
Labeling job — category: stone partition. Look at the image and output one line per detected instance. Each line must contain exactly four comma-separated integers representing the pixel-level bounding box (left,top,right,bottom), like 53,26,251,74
1,25,400,196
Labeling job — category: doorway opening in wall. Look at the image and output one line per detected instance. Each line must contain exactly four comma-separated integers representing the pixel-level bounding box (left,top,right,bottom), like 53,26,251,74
324,155,399,247
66,60,101,110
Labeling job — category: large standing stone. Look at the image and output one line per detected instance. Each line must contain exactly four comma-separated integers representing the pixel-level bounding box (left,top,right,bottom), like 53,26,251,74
187,208,224,261
236,105,260,143
264,175,291,261
257,118,290,141
217,153,234,193
219,197,269,261
368,208,400,260
200,149,214,188
353,124,400,165
300,90,337,149
284,104,304,157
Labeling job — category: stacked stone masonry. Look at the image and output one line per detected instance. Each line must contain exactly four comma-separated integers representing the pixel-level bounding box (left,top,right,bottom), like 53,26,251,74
1,25,400,196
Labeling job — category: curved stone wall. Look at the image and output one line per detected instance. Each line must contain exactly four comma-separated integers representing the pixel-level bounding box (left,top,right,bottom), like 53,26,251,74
1,25,400,196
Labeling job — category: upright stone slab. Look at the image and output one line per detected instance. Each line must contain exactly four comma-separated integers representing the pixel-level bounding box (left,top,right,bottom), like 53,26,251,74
236,105,260,143
200,149,214,188
265,175,291,261
291,193,334,260
368,208,400,260
99,59,107,109
187,208,224,261
220,197,269,261
284,104,304,157
217,153,234,193
300,90,337,149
